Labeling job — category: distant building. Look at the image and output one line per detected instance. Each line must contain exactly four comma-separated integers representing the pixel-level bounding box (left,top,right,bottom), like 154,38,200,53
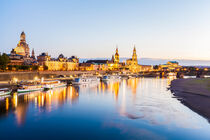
79,63,94,71
37,53,51,65
126,46,140,72
140,65,153,72
85,60,108,70
37,53,79,71
159,61,182,71
126,46,138,65
126,46,153,73
8,31,37,65
107,47,123,70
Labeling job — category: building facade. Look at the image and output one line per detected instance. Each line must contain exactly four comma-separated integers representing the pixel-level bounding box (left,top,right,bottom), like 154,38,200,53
159,61,182,71
125,46,153,73
107,47,122,70
37,53,79,71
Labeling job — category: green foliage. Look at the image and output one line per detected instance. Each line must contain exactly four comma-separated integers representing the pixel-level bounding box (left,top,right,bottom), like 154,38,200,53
8,65,13,71
153,65,159,70
0,53,10,70
20,65,30,70
188,67,196,71
32,65,39,70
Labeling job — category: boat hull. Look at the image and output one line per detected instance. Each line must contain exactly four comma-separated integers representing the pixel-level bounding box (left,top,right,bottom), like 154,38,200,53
72,78,100,85
17,88,43,93
44,83,67,90
0,91,11,96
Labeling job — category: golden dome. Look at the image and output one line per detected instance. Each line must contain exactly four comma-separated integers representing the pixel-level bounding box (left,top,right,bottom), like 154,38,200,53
14,46,25,56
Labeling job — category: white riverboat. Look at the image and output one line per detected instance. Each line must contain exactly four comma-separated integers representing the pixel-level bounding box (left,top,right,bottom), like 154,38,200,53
0,88,11,96
72,76,100,85
17,85,43,93
102,75,121,81
43,80,67,90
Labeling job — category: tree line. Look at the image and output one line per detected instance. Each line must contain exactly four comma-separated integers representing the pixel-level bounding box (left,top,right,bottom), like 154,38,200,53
0,53,10,71
0,53,43,71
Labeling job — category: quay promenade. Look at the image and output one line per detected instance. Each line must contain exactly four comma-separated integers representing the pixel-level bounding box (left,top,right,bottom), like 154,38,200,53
0,71,106,81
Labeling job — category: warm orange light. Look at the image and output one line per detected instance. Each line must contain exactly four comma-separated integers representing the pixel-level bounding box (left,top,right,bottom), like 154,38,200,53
5,98,9,111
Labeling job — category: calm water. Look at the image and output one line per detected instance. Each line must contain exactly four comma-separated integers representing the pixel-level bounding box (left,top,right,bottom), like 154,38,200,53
0,77,210,140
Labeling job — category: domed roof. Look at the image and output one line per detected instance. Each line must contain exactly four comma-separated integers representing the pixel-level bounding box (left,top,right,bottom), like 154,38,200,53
14,46,25,56
21,31,25,36
58,54,65,58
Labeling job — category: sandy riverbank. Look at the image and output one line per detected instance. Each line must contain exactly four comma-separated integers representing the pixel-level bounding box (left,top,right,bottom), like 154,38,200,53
170,78,210,122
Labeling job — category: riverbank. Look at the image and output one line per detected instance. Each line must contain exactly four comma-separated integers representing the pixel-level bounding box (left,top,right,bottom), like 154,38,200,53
0,71,103,82
170,78,210,122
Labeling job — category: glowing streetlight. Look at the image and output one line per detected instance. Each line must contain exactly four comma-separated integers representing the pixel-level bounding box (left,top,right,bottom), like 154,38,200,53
41,77,44,83
13,77,18,83
34,76,38,81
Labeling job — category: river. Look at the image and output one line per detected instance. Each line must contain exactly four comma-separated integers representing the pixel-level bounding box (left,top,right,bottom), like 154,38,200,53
0,77,210,140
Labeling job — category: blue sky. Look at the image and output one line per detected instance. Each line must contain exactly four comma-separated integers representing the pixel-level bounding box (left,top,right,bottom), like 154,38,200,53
1,0,210,60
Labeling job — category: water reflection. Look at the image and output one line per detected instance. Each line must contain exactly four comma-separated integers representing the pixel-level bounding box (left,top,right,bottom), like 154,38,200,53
116,77,204,129
0,77,210,140
0,86,79,126
0,77,205,127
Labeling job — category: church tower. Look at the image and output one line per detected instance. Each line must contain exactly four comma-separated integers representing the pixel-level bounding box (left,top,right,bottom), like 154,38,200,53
132,46,138,65
20,31,26,42
31,48,35,59
111,55,115,63
114,46,119,64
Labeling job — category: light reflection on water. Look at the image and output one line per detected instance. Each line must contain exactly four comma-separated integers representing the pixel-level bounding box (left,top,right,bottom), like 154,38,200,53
0,77,210,140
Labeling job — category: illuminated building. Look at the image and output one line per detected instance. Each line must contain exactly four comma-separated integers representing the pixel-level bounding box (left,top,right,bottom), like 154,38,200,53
8,31,37,65
114,47,119,64
126,46,153,73
108,47,122,70
85,60,109,71
126,46,138,65
126,46,140,72
159,61,182,71
14,31,30,57
79,63,94,71
37,53,79,71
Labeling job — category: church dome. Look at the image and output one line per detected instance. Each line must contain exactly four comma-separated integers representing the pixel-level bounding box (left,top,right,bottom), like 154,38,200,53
14,46,26,56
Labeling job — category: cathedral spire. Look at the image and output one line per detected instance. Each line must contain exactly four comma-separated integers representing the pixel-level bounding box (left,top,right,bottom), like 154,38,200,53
111,55,114,62
20,31,26,42
114,45,119,64
32,48,35,58
115,45,118,54
133,45,136,52
132,45,137,64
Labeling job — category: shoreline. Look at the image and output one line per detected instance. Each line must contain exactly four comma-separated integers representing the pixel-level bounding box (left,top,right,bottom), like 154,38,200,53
170,78,210,122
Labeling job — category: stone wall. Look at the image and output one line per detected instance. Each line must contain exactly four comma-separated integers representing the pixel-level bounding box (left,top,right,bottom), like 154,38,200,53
0,72,55,81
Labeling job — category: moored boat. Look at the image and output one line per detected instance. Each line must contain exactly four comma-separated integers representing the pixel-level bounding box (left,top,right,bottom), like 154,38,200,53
17,85,43,93
43,80,67,90
102,75,121,81
0,88,12,96
72,76,100,85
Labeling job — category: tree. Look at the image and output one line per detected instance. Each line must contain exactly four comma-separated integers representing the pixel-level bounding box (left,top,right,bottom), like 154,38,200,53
44,65,48,70
32,65,39,70
153,65,159,70
0,53,10,71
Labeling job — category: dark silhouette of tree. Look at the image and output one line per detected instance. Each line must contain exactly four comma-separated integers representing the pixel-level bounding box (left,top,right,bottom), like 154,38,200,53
0,53,10,71
44,65,48,70
153,65,159,70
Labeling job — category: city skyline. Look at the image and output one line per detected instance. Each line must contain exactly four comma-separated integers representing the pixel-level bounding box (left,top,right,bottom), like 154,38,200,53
1,0,210,60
